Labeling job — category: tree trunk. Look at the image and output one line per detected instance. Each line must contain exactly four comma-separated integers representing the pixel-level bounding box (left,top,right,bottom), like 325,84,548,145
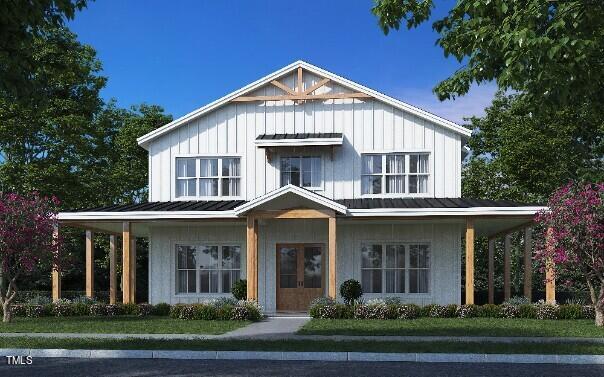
2,302,11,323
595,284,604,327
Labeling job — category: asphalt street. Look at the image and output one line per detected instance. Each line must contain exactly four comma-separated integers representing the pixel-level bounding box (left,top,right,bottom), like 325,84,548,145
0,358,603,377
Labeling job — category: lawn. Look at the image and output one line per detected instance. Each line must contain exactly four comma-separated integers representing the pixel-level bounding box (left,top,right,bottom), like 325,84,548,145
298,318,604,338
2,336,604,355
0,316,248,335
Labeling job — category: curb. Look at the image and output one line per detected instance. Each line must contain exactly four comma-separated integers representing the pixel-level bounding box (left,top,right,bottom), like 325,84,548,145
1,349,604,364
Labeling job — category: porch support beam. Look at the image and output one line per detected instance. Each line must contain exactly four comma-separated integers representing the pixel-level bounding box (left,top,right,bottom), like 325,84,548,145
122,222,132,304
51,225,61,301
488,238,495,304
109,235,117,305
252,209,335,219
504,234,512,301
246,216,258,301
328,216,337,299
130,238,136,303
85,230,94,298
524,227,533,301
545,227,556,303
465,218,475,305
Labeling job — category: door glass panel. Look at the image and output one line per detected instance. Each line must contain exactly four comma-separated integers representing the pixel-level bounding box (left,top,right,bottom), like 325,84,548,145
304,246,322,288
279,247,297,288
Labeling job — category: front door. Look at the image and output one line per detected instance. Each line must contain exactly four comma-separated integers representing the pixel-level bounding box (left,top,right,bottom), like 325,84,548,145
276,244,324,311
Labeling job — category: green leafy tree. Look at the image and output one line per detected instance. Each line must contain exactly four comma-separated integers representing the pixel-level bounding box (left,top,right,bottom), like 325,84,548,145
372,0,604,107
0,0,89,97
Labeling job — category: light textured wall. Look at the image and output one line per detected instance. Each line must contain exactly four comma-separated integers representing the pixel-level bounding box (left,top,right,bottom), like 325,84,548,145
148,70,462,201
148,220,462,309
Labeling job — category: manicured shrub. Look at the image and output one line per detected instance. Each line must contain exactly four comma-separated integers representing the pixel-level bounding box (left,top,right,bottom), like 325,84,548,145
582,305,595,319
52,302,72,317
420,304,436,317
216,304,235,320
152,303,171,316
518,304,537,319
89,304,107,316
71,303,91,316
429,304,457,318
232,300,262,321
193,304,217,320
335,303,354,319
122,303,139,315
478,304,502,318
25,305,44,318
170,304,186,319
340,279,363,305
10,304,25,317
137,303,153,317
231,279,247,301
536,303,559,320
363,301,390,319
397,304,420,319
309,297,336,318
558,304,583,320
501,305,520,319
456,304,478,318
105,304,123,316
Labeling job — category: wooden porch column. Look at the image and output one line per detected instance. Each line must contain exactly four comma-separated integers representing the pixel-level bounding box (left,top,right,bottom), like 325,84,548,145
487,238,495,304
246,216,258,300
465,218,475,305
85,230,94,298
523,227,533,301
545,227,556,303
122,222,132,304
130,238,137,303
109,235,117,305
328,216,337,299
51,225,61,301
504,234,512,301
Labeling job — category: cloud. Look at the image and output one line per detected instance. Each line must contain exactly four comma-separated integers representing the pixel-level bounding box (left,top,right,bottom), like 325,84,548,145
393,83,498,124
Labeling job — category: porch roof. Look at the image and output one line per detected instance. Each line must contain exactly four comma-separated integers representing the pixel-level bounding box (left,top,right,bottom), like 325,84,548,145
254,132,343,147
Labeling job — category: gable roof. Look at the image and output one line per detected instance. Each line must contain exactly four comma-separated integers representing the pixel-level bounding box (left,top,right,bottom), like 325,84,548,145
232,184,348,216
137,60,471,149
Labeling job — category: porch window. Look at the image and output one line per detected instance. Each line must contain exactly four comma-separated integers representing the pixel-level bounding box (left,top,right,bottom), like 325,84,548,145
361,153,429,195
360,243,430,294
280,156,322,189
175,244,241,294
175,157,241,198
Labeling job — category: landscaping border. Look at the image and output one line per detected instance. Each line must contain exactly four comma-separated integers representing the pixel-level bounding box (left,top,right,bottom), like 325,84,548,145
1,348,604,364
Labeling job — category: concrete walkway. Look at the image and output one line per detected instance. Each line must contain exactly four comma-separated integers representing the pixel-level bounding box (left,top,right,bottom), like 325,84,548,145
218,316,310,339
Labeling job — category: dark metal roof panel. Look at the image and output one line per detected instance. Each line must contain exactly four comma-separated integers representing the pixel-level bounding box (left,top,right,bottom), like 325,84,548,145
256,133,343,140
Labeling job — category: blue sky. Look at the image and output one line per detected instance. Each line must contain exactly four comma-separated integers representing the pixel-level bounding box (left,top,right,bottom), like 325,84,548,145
68,0,495,124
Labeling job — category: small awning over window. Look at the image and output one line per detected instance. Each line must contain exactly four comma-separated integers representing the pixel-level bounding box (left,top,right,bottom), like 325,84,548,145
255,133,343,148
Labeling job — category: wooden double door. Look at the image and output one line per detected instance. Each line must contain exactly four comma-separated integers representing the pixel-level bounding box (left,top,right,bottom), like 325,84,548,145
276,244,324,312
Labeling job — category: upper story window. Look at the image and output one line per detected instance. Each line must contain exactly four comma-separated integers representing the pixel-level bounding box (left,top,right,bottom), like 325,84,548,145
361,153,429,195
280,156,322,189
175,157,241,198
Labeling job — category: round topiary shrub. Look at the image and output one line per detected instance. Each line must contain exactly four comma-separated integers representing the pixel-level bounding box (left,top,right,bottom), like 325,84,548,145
340,279,363,305
232,279,247,301
152,303,171,316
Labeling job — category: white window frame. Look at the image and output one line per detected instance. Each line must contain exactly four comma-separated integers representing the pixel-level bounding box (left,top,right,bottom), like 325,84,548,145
361,152,430,197
359,241,432,296
279,155,324,191
173,154,243,200
174,243,242,296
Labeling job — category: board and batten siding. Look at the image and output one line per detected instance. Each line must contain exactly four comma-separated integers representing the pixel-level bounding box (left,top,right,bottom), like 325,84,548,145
148,71,462,201
148,220,462,310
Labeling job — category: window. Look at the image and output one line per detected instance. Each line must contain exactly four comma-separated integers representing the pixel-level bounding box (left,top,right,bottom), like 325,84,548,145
281,156,322,189
175,157,241,198
361,153,429,195
360,243,430,294
175,244,241,294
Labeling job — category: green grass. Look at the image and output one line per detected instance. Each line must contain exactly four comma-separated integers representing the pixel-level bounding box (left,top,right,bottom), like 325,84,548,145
0,316,248,335
1,336,604,355
299,318,604,338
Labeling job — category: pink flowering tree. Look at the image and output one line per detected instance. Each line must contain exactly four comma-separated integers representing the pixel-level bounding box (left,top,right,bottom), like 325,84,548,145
0,193,63,322
535,182,604,326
